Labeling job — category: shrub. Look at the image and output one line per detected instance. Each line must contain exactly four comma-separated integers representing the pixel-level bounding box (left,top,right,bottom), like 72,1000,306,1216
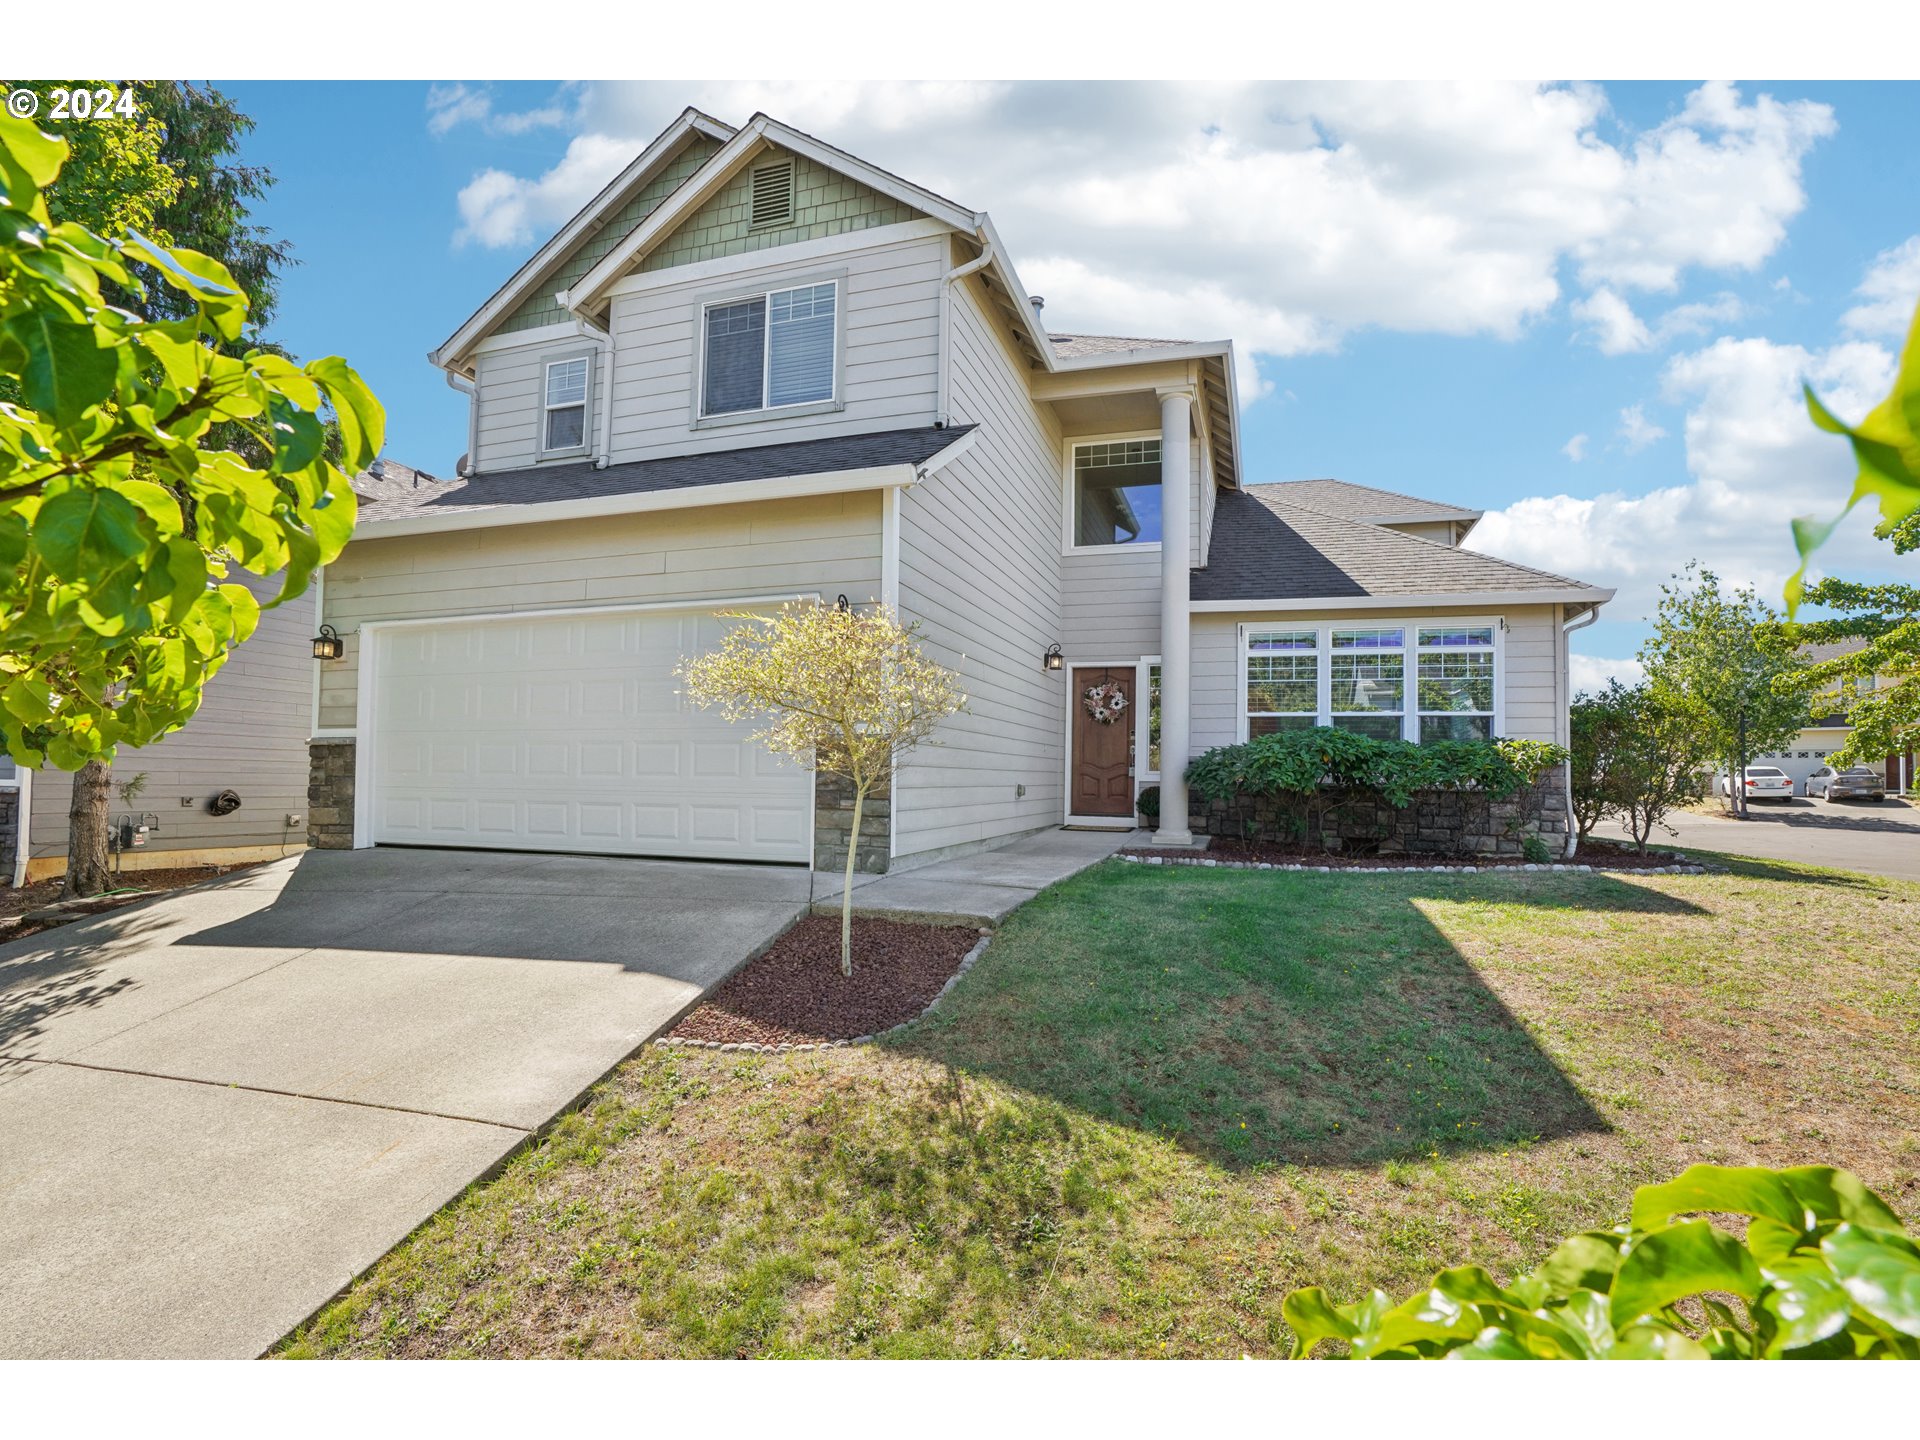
1285,1164,1920,1359
1135,784,1160,823
1184,728,1567,809
1521,833,1553,864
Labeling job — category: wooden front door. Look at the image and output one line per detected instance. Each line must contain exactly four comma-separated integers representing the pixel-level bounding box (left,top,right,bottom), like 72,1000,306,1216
1071,666,1136,817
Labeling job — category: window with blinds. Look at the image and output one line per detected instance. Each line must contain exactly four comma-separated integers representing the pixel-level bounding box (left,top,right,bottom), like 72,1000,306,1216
700,281,838,416
543,356,590,452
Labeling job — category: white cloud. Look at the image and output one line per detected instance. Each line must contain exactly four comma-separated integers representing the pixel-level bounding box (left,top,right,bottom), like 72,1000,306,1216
1570,653,1646,695
428,82,577,141
1471,330,1898,624
1616,404,1667,453
445,81,1833,382
1571,288,1651,355
1563,433,1589,462
1841,234,1920,340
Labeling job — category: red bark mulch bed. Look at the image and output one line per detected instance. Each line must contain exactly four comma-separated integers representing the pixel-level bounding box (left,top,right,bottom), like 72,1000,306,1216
1119,836,1697,872
665,914,987,1048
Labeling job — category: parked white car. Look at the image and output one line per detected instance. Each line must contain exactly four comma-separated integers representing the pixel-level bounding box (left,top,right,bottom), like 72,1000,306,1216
1717,766,1795,803
1805,765,1887,802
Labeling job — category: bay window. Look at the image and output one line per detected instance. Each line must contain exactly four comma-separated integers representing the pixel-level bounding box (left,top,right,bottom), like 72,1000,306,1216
700,279,839,418
1241,620,1501,743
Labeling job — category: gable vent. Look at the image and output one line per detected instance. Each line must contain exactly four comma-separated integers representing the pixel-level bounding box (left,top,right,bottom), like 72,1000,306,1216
750,158,795,228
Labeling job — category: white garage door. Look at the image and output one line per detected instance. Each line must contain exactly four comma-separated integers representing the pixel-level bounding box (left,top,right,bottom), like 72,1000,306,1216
367,607,810,862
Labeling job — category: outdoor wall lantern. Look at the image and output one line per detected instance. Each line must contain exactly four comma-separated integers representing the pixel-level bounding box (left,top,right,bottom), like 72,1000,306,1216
835,594,851,613
1043,643,1064,673
311,624,345,661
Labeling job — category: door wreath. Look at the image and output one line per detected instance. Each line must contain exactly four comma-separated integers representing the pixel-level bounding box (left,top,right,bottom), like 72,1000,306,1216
1082,680,1130,725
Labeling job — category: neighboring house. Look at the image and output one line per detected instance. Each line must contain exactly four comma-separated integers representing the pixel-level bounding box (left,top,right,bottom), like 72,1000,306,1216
306,107,1613,873
3,572,316,885
1753,640,1912,794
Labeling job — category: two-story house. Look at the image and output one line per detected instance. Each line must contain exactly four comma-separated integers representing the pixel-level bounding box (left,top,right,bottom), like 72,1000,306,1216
305,107,1613,873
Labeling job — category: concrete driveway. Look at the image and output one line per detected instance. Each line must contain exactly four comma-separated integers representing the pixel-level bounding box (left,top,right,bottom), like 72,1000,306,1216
1596,797,1920,882
0,848,812,1359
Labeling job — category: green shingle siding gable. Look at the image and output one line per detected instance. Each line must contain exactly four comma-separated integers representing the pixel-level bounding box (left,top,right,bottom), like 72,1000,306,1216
497,134,726,335
638,148,920,273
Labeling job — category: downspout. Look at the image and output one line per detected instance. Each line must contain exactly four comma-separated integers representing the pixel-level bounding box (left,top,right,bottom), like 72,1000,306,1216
1560,603,1602,857
577,315,617,468
444,370,478,478
937,222,994,427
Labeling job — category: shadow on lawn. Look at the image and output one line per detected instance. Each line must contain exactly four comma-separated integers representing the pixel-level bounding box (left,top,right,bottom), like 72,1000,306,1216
889,865,1705,1172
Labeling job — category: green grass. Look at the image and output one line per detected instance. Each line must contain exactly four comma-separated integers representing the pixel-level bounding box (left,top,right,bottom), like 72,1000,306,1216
281,852,1920,1358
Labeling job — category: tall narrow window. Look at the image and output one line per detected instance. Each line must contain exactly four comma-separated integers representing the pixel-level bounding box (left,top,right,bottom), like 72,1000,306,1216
543,357,589,453
1072,439,1163,547
700,281,839,417
1416,626,1495,741
1245,629,1319,736
1329,627,1405,740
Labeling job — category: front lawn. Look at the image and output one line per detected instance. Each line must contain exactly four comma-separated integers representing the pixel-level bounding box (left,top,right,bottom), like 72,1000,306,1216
283,853,1920,1358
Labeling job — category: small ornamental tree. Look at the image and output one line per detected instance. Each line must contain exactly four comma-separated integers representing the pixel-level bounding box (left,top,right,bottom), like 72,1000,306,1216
0,113,380,893
1608,685,1713,852
1568,681,1640,841
677,601,966,976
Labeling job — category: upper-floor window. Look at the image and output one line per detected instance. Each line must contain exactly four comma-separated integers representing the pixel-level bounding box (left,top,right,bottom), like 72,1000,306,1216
543,356,590,456
700,280,838,417
1071,438,1162,548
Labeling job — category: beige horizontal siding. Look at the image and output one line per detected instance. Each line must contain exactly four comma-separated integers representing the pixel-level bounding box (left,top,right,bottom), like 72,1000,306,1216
1061,548,1161,659
604,229,943,463
473,339,609,475
317,493,882,731
30,575,315,863
894,270,1065,859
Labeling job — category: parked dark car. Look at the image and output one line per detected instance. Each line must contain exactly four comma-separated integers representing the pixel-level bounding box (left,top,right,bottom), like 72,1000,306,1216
1805,765,1887,802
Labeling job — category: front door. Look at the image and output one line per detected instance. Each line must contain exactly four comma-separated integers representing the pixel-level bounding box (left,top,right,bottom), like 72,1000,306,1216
1070,665,1136,818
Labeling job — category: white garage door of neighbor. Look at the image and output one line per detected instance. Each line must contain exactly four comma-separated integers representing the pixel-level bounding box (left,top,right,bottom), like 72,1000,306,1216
368,608,811,862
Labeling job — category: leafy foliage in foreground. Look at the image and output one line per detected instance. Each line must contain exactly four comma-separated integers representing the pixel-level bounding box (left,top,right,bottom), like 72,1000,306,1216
1286,1164,1920,1359
0,111,380,770
1185,726,1567,809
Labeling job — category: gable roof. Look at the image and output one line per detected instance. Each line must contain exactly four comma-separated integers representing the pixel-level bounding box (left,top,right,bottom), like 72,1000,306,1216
1191,485,1609,608
353,425,974,534
1049,332,1193,360
1261,478,1482,526
431,107,738,369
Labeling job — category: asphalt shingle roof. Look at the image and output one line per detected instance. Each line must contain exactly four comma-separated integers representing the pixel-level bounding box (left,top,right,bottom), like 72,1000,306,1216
354,425,973,525
1192,486,1602,603
1259,478,1481,522
1048,332,1193,359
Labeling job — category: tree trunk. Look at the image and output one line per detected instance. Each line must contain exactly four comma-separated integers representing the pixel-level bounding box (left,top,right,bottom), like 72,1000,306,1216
63,758,114,898
840,780,866,978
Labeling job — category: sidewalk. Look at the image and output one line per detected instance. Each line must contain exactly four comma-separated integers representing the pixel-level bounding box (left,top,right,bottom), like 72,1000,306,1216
814,826,1138,924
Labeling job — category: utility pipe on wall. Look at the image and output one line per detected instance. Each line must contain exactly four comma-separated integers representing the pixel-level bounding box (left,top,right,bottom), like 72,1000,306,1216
936,223,994,427
577,315,617,468
444,370,478,477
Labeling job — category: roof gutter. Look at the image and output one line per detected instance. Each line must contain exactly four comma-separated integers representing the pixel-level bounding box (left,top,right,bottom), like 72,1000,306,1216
1190,587,1617,613
444,370,478,478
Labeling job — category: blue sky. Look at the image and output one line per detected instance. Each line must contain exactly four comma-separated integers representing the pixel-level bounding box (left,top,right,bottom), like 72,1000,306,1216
221,80,1920,683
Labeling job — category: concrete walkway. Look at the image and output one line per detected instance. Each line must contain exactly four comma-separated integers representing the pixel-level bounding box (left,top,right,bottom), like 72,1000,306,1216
0,849,812,1359
816,826,1139,923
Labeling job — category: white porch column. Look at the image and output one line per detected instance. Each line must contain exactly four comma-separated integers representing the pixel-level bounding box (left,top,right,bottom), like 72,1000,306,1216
1153,387,1195,845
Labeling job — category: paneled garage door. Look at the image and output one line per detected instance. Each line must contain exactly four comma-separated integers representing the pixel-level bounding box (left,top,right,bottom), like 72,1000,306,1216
367,607,810,862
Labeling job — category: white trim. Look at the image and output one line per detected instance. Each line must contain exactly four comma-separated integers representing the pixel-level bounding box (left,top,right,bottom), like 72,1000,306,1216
1192,588,1615,613
1061,656,1151,827
466,320,595,358
604,218,949,301
1048,339,1233,373
1060,429,1168,558
350,591,821,852
357,461,919,540
7,763,29,888
431,109,736,368
1235,617,1508,745
880,486,900,612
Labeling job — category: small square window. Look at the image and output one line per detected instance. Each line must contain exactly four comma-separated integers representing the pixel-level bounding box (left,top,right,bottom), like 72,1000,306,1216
1072,440,1162,547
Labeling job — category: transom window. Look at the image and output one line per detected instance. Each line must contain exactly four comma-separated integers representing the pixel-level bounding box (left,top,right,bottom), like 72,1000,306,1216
1072,439,1163,547
1243,621,1500,743
701,281,838,417
543,357,589,454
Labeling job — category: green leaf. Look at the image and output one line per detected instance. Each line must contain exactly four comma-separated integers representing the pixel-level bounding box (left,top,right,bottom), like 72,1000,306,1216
1609,1323,1712,1360
33,486,145,582
1611,1220,1762,1324
0,111,68,187
308,355,387,469
1530,1230,1626,1301
266,394,326,475
1760,1258,1855,1355
1779,1167,1906,1234
1822,1224,1920,1338
1632,1164,1802,1231
2,676,55,724
1283,1286,1359,1358
4,310,119,428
